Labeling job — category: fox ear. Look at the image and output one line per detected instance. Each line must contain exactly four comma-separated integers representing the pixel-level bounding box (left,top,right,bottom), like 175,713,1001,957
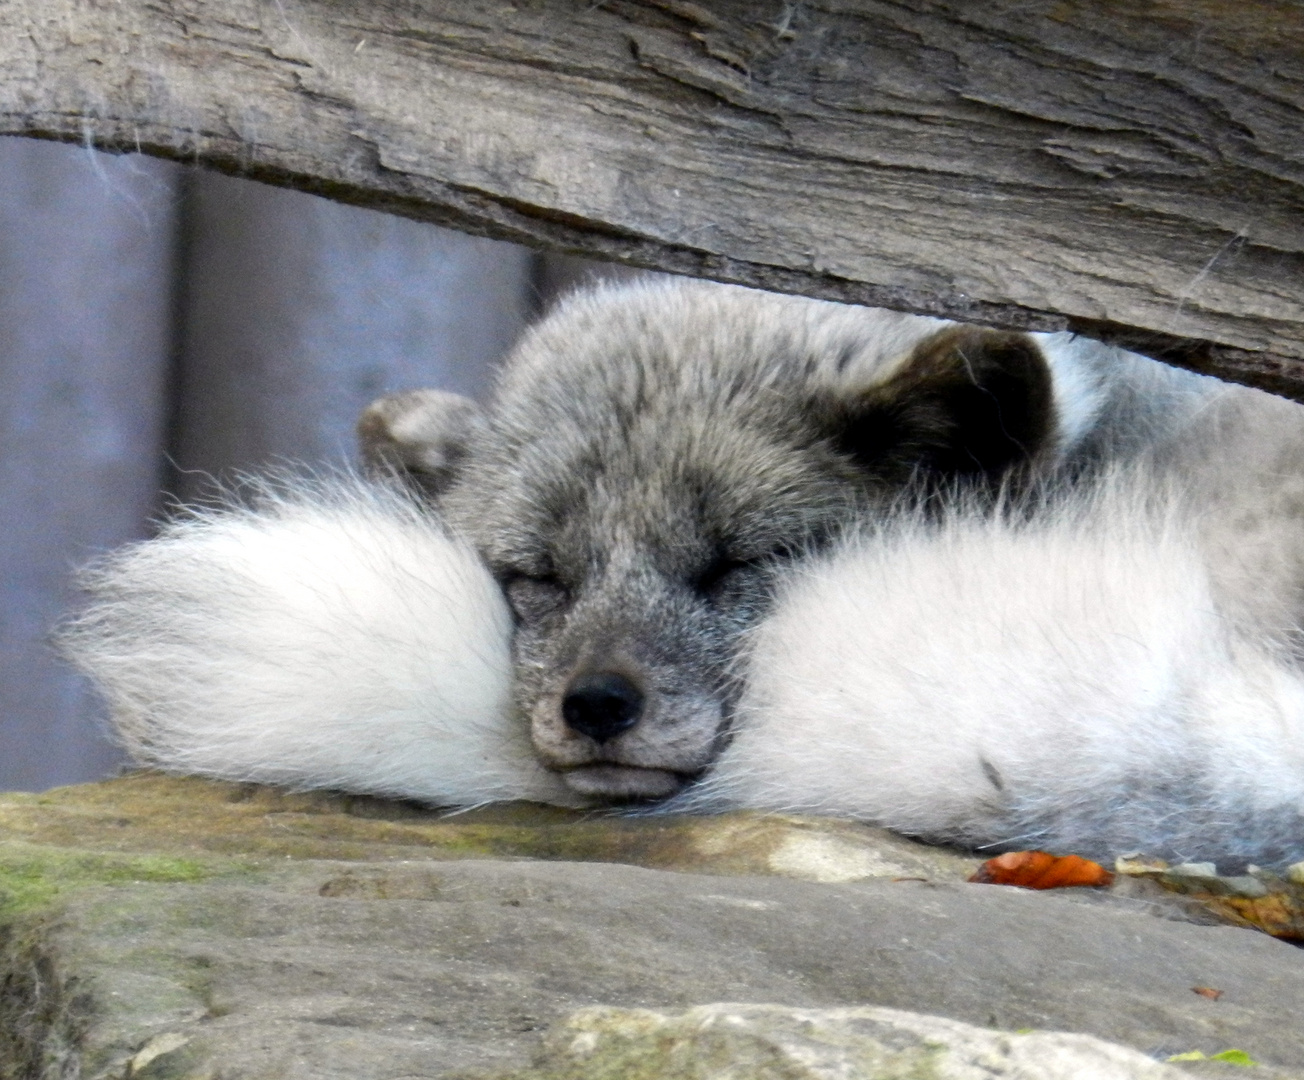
830,327,1055,481
357,389,485,497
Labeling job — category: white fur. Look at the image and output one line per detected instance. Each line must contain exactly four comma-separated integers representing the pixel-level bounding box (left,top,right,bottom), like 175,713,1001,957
695,476,1304,865
66,471,1304,865
63,477,572,807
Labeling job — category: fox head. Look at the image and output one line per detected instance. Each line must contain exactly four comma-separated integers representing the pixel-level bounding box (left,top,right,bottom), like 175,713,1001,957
359,281,1057,803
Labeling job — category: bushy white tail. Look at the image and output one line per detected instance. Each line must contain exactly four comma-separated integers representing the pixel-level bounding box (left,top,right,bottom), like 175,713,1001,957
63,476,572,807
699,479,1304,867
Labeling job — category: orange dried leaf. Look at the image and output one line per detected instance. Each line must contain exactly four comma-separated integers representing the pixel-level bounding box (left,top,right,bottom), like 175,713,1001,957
1192,986,1224,1000
969,850,1114,889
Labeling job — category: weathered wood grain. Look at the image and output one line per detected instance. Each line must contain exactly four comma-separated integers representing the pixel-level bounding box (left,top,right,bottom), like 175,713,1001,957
3,1,1302,394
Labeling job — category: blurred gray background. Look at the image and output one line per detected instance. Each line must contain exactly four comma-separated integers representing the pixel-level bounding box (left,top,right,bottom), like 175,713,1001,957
0,135,649,792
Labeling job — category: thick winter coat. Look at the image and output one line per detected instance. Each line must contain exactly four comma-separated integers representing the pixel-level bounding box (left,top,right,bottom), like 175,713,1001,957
66,280,1304,867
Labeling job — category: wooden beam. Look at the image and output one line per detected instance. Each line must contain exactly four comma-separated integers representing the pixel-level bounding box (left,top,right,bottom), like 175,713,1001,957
4,1,1302,395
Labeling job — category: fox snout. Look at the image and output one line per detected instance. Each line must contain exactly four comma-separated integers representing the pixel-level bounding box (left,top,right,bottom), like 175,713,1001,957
561,671,645,743
527,648,728,802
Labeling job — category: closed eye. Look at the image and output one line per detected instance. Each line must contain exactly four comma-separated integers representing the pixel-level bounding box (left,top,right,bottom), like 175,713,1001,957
693,545,800,597
694,557,755,596
503,574,570,623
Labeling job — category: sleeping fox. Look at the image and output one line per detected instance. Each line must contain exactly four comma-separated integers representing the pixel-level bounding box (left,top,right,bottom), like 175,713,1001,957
67,279,1304,868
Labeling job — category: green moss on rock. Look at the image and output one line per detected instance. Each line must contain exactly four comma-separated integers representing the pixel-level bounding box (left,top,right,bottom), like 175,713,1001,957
0,773,980,882
0,843,218,920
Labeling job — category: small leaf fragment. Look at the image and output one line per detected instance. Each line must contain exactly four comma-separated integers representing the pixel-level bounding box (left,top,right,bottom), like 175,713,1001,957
1210,1049,1257,1066
1166,1049,1255,1066
1191,986,1223,1000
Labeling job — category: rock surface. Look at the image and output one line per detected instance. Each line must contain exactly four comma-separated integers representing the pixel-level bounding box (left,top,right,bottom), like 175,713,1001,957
1,774,1302,1079
510,1003,1186,1079
0,772,982,881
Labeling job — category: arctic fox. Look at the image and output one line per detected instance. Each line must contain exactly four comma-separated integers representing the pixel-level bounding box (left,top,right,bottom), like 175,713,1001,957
66,279,1304,867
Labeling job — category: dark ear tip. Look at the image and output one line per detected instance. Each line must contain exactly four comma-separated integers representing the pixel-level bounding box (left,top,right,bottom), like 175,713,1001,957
910,326,1045,380
916,327,1055,474
833,326,1055,480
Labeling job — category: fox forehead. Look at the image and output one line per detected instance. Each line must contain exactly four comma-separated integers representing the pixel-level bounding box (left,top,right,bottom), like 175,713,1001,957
435,279,1056,586
493,279,947,404
448,403,862,582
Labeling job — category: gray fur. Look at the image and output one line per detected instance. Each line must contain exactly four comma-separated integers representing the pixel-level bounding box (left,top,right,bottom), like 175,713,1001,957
362,279,1304,819
370,283,1059,800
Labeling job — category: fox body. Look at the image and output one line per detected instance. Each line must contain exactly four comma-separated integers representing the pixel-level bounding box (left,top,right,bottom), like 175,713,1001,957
68,280,1304,867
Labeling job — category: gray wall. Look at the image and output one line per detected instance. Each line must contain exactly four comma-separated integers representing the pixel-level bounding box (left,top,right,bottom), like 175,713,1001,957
0,137,630,792
0,138,177,790
168,172,536,500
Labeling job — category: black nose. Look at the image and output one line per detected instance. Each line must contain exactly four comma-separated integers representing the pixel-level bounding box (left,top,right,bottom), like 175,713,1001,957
561,671,644,743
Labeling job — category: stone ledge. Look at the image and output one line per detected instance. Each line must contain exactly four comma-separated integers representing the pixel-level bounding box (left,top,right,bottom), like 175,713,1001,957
3,775,1302,1079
